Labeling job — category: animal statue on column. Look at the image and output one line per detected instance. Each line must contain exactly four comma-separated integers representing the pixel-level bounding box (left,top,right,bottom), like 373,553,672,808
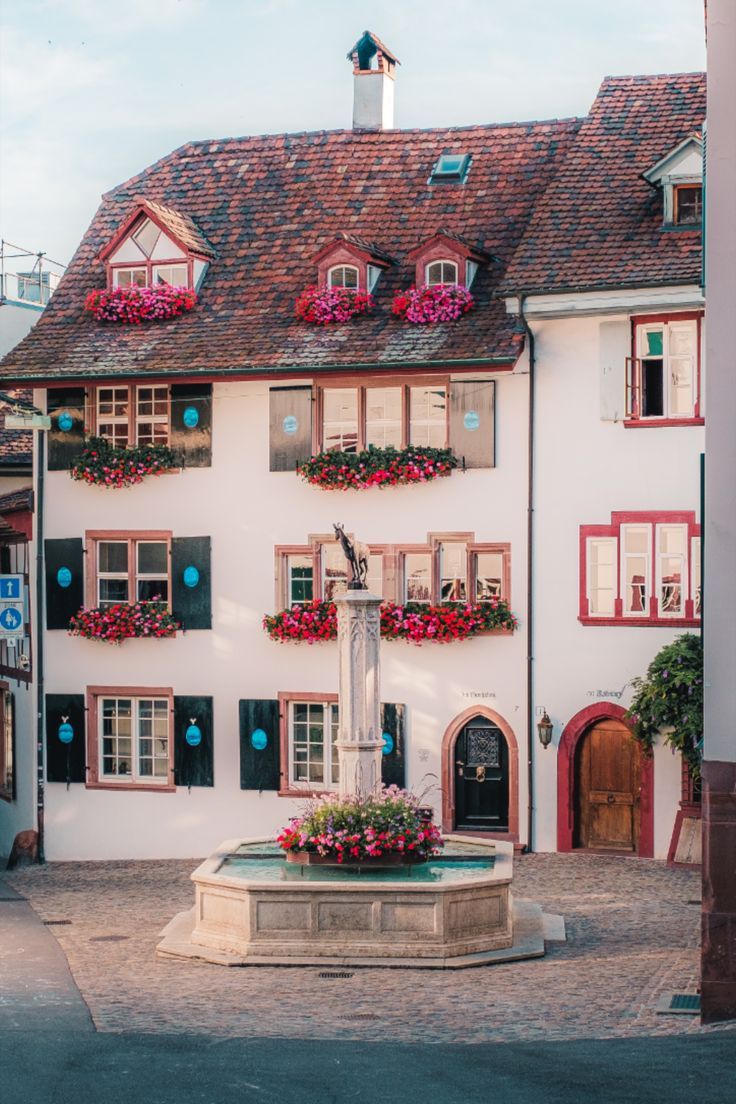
333,523,370,590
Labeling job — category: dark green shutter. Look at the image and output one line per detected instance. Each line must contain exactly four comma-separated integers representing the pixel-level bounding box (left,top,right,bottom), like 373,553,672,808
269,386,313,471
174,696,214,788
46,694,86,784
47,388,86,471
170,384,212,467
380,702,406,788
449,380,495,469
45,538,84,629
171,537,211,630
240,699,281,791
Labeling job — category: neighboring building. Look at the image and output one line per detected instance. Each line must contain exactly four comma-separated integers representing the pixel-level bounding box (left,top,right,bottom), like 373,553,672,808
0,34,706,862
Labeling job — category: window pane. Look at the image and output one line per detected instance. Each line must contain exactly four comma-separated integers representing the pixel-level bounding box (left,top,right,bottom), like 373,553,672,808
97,386,130,446
409,386,447,448
288,555,314,604
475,552,503,601
623,527,649,554
137,542,168,575
116,268,147,288
668,322,696,417
589,539,616,616
675,186,702,224
323,389,359,453
624,557,648,613
440,543,467,602
328,266,358,289
659,557,683,614
137,579,169,602
99,541,128,574
100,698,133,777
322,543,348,601
291,702,326,785
154,265,187,287
426,260,458,286
404,553,432,602
100,578,129,605
366,553,383,597
365,387,402,449
132,219,160,257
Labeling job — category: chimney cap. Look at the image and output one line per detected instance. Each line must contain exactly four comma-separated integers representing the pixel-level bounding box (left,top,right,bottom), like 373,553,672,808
347,30,400,69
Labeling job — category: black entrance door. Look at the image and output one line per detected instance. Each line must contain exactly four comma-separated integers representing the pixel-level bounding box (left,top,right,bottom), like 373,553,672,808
454,719,509,831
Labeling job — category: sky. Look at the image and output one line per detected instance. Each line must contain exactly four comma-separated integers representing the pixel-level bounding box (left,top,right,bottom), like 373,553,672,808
0,0,706,268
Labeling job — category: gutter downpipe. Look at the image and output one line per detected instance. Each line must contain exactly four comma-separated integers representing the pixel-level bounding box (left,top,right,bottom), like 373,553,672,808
35,429,45,863
519,294,536,853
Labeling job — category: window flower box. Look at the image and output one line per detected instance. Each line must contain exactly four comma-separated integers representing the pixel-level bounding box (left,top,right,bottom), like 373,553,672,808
276,788,444,865
70,438,178,488
298,445,458,490
295,285,375,324
391,283,474,324
263,598,517,644
68,600,179,644
84,285,197,324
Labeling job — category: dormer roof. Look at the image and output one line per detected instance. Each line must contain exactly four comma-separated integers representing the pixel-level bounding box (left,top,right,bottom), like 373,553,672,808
642,134,703,186
311,233,394,268
405,229,493,264
98,200,216,263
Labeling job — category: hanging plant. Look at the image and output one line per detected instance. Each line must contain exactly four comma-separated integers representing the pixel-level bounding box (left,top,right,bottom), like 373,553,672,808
263,598,516,644
298,445,458,490
70,437,177,488
68,600,179,644
84,285,197,324
391,284,474,324
626,633,703,775
294,285,375,324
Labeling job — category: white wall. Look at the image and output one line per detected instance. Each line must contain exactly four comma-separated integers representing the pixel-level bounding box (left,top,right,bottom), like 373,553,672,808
532,313,703,857
0,301,43,359
42,374,530,859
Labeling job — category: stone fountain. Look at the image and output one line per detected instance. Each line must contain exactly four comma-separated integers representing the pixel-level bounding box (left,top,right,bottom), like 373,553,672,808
157,530,556,967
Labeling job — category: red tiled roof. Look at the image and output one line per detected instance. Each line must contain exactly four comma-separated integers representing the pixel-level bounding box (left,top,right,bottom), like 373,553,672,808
0,388,33,467
501,73,706,294
0,120,579,383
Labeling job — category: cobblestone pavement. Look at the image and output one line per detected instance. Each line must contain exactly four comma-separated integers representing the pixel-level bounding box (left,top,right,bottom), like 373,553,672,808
5,853,724,1044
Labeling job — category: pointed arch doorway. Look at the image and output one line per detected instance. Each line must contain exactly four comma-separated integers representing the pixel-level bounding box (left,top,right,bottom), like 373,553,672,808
441,706,519,841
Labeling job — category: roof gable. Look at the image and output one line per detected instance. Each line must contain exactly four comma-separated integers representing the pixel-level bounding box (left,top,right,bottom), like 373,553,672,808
642,134,703,185
98,201,215,263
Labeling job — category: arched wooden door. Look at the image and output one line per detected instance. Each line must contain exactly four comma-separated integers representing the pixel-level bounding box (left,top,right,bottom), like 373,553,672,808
454,717,509,831
574,719,642,851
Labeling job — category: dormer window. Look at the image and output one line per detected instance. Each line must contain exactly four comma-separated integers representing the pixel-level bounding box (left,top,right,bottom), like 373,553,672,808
425,260,458,286
429,154,471,184
328,265,359,290
99,201,215,294
674,184,703,226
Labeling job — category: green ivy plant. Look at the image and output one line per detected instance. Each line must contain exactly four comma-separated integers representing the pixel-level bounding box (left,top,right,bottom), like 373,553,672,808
626,633,703,775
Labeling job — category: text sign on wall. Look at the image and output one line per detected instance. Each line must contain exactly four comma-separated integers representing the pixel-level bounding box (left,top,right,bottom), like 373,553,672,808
0,574,24,637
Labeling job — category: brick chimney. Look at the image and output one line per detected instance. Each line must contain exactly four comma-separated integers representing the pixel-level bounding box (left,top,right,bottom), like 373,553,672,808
347,31,400,131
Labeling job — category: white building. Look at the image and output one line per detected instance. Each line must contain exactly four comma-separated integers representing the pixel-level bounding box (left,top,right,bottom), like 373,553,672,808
0,35,706,862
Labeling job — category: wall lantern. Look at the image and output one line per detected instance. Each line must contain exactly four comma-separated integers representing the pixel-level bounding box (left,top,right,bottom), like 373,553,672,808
537,710,554,750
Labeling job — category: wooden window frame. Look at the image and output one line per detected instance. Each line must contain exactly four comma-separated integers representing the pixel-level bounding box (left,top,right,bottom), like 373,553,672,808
86,685,175,792
314,378,450,452
425,259,459,286
625,313,704,426
86,530,172,610
275,533,511,612
88,383,172,447
673,183,703,227
278,691,339,797
579,511,701,626
327,264,360,290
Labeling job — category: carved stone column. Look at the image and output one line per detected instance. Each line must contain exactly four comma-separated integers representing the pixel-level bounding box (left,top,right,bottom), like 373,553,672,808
334,590,383,799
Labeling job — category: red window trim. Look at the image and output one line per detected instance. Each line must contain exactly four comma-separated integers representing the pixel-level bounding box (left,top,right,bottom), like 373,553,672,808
625,312,703,425
314,378,450,452
278,691,339,798
85,530,173,612
579,511,700,626
108,257,195,291
85,684,175,792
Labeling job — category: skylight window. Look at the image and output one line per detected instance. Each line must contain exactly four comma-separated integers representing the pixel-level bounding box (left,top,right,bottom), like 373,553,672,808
429,154,471,184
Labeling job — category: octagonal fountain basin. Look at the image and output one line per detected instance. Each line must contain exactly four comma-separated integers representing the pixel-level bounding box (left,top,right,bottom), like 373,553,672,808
155,835,540,969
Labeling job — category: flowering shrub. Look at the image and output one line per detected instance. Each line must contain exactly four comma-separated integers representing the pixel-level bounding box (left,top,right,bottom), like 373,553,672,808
84,285,197,324
295,285,375,324
276,787,444,863
298,445,457,490
70,437,177,488
627,633,703,775
263,598,517,644
391,283,474,324
68,600,179,644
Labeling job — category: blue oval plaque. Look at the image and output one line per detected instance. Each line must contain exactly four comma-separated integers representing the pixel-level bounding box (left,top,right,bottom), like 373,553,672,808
251,728,268,751
185,724,202,748
58,722,74,745
183,406,199,429
283,415,298,435
381,732,394,756
183,565,200,589
57,567,72,589
463,410,480,431
57,412,74,433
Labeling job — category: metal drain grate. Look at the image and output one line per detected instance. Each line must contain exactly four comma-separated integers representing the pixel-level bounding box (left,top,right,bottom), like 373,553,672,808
89,935,129,942
318,971,354,979
43,919,72,926
656,992,700,1015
